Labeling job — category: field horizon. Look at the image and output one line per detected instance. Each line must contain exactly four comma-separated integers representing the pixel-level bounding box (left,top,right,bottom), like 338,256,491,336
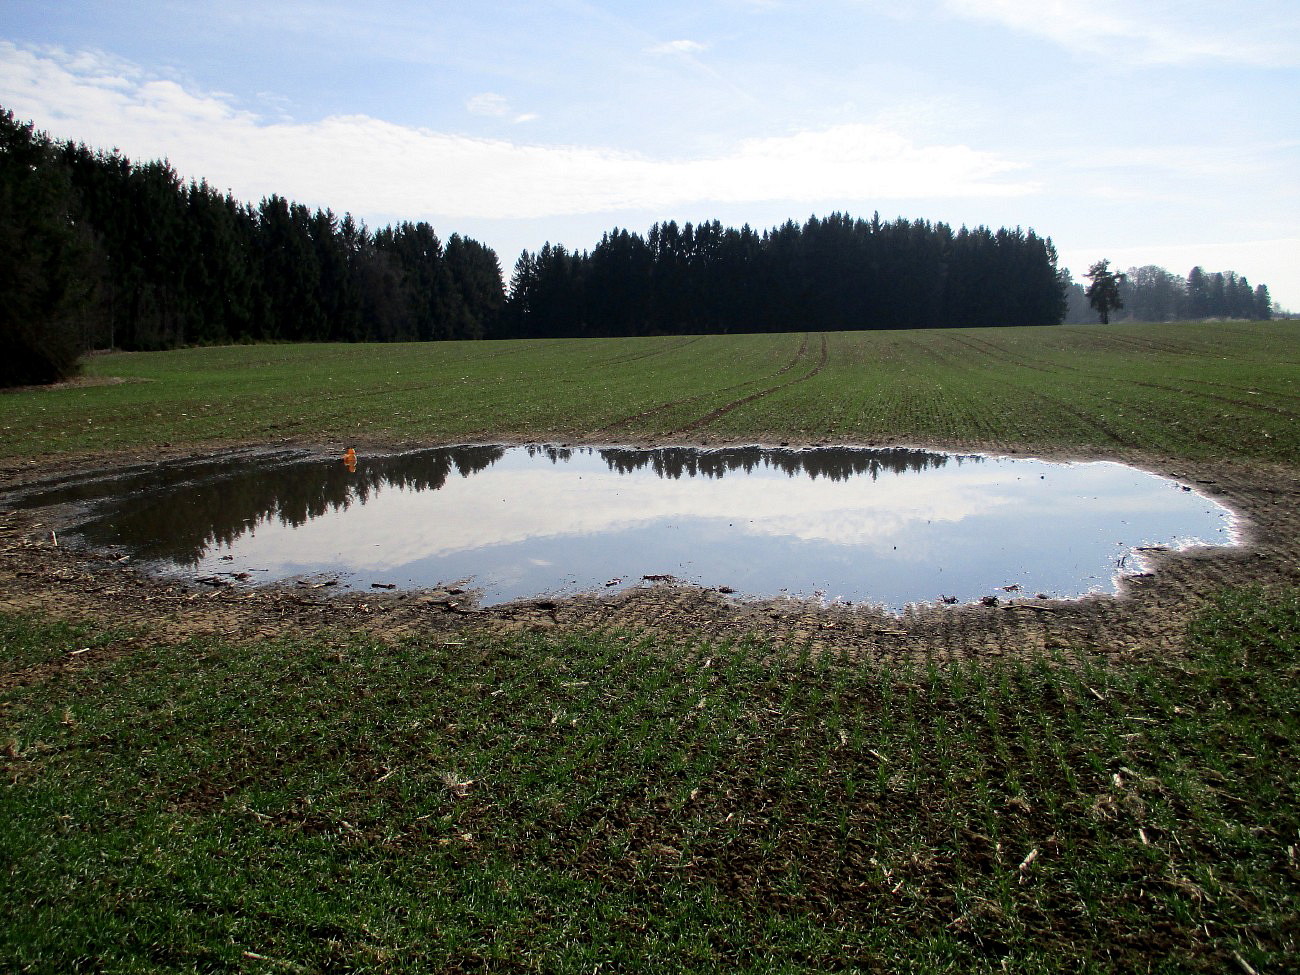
3,320,1298,466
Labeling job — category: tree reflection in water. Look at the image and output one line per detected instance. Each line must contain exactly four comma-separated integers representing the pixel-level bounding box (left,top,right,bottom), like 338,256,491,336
7,445,1234,610
15,445,976,568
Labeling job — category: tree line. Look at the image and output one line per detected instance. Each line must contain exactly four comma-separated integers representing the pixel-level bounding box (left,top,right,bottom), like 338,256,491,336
67,445,509,566
1,107,1070,386
1,107,504,384
3,104,1282,388
1061,263,1274,324
502,215,1067,338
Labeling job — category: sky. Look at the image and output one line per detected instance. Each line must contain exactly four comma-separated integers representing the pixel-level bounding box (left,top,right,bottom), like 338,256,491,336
1,0,1297,308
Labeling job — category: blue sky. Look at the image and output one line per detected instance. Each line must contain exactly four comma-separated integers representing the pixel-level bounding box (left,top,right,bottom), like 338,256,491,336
2,0,1297,307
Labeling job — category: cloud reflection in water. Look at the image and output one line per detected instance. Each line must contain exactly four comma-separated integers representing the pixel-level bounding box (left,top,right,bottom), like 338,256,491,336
28,445,1238,610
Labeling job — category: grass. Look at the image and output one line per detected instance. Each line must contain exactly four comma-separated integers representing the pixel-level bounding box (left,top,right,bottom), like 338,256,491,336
2,591,1298,972
3,322,1300,971
1,321,1298,463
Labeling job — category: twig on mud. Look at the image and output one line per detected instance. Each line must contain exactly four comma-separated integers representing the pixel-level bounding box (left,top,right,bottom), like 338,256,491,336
1231,950,1259,975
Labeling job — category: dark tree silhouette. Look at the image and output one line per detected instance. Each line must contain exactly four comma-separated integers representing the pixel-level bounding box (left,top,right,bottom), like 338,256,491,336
3,103,1282,369
505,214,1070,336
6,106,507,357
1085,260,1125,324
0,110,103,385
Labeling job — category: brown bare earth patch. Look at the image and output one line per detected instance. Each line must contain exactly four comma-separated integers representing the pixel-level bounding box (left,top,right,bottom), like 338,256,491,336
0,374,147,395
3,439,1299,686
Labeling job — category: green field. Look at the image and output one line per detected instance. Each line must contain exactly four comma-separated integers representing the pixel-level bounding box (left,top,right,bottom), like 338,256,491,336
3,324,1300,973
4,321,1299,463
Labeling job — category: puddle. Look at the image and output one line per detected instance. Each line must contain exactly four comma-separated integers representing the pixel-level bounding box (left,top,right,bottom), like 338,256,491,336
9,445,1239,610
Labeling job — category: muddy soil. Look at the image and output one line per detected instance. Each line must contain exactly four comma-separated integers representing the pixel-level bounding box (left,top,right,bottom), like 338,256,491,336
3,440,1299,683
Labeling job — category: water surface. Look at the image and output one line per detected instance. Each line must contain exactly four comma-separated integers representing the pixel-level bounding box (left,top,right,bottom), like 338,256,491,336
12,445,1238,610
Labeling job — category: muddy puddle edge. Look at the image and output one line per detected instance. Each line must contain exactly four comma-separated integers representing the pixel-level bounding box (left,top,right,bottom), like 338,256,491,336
1,438,1293,672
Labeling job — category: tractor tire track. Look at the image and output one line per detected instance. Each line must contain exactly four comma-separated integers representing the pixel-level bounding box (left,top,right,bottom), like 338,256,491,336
1088,323,1300,364
588,334,815,437
942,333,1072,376
1124,379,1300,420
943,333,1298,425
1068,330,1215,358
772,332,810,375
1011,387,1162,451
1182,377,1300,406
598,335,704,367
671,334,829,436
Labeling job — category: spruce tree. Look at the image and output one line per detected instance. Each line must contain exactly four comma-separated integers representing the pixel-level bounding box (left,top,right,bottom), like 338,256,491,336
0,110,102,385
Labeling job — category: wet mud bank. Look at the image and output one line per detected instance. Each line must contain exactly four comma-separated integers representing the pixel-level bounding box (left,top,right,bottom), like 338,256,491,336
2,440,1299,680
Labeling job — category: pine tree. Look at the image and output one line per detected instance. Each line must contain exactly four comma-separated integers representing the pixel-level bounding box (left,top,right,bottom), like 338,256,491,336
1185,267,1210,319
0,110,102,385
1084,260,1125,324
1254,283,1273,320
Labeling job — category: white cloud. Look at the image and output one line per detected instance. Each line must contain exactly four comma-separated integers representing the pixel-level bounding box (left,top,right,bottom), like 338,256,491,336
943,0,1300,66
465,93,537,124
0,42,1034,221
466,92,511,117
647,39,709,56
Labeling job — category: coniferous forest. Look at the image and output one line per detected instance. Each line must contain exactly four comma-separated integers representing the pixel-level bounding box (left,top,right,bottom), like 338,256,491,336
504,216,1066,338
0,106,1278,386
1,109,504,383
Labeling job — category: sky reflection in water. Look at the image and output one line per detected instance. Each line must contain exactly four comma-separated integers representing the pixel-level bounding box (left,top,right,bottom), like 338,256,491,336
24,445,1238,610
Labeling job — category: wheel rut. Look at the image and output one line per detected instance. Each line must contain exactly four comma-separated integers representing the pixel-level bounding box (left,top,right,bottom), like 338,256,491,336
670,334,829,436
587,333,818,438
943,334,1068,376
1124,378,1299,420
940,334,1297,430
600,335,704,366
1184,378,1300,406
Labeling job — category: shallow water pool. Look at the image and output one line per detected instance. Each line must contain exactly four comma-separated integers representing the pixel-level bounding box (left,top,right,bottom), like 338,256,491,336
12,444,1239,610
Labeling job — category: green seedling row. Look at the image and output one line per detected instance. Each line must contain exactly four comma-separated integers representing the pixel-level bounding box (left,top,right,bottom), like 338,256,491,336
3,591,1299,972
2,322,1297,463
